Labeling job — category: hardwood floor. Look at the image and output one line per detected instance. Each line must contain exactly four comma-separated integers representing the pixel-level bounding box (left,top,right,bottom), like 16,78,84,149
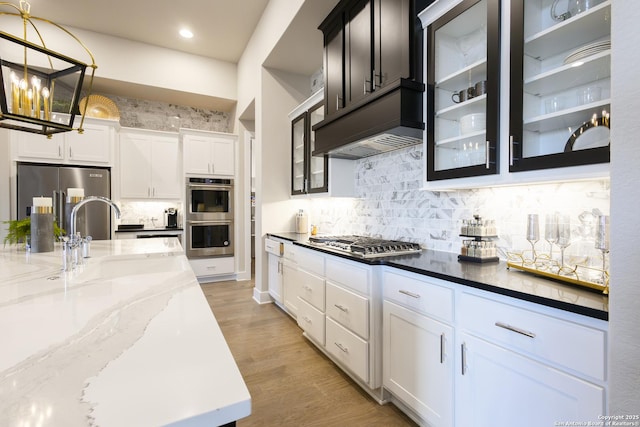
201,279,417,427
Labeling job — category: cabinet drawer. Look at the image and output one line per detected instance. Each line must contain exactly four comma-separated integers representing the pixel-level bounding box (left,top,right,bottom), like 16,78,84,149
383,270,454,323
298,298,325,346
459,292,606,381
326,257,369,295
283,243,297,261
326,317,369,383
189,257,234,277
326,281,369,340
296,246,325,276
298,269,325,311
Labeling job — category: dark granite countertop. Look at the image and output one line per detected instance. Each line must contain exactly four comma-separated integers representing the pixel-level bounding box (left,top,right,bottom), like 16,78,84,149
267,232,609,321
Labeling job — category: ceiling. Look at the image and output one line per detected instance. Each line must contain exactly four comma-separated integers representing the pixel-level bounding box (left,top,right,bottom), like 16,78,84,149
22,0,270,63
15,0,338,111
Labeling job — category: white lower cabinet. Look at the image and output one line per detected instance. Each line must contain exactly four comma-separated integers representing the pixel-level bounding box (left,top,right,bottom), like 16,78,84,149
326,317,369,383
267,253,283,305
297,298,325,346
382,270,455,426
455,332,605,427
455,291,607,427
189,257,235,278
381,269,608,427
383,300,454,427
282,258,299,317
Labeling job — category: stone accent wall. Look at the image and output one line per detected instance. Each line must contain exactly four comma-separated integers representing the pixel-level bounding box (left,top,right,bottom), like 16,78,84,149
104,94,231,133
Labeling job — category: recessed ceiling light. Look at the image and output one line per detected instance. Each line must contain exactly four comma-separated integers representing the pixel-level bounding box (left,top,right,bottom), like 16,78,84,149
179,28,194,39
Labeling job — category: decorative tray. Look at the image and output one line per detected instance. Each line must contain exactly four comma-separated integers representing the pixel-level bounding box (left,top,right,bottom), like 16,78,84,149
506,252,608,294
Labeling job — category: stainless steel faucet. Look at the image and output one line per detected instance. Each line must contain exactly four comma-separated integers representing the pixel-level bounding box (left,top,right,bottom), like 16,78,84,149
70,196,121,240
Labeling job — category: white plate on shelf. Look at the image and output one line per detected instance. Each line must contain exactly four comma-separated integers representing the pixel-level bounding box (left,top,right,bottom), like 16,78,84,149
563,40,611,65
564,117,610,151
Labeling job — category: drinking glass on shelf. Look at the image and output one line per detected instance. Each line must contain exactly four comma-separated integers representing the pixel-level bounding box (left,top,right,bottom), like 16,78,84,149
556,214,571,272
595,214,610,285
545,213,558,259
526,213,539,259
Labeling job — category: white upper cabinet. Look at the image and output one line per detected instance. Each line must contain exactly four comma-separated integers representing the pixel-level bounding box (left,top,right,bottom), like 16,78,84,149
119,129,181,200
182,130,236,177
12,118,115,165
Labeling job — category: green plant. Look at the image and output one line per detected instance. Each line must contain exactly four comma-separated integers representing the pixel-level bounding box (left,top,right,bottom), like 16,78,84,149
3,218,64,247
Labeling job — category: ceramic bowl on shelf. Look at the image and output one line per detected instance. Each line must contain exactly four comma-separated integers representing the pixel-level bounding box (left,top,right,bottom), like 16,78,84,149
460,113,486,134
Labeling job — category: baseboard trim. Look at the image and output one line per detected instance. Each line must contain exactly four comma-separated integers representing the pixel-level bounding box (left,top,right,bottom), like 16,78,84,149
252,287,273,304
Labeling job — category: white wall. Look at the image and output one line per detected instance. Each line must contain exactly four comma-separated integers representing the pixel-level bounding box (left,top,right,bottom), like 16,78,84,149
609,0,640,413
0,16,237,103
236,0,306,115
253,67,311,301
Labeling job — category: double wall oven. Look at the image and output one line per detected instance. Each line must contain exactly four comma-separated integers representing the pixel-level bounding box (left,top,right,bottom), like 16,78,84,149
185,177,234,258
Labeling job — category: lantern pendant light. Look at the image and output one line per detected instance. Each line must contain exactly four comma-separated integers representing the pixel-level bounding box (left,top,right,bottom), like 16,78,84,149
0,0,97,136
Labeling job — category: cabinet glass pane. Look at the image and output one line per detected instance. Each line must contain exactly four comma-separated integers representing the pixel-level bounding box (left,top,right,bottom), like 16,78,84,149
512,0,611,167
292,117,305,192
308,105,326,191
433,0,488,171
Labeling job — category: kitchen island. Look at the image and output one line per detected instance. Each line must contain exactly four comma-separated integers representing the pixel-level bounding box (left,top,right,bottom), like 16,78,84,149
0,239,250,427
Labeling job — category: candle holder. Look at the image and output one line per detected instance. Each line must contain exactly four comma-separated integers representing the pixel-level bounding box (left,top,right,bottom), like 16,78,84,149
30,203,54,253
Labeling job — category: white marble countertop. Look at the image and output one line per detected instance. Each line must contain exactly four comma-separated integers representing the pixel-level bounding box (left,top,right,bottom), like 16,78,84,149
0,239,251,427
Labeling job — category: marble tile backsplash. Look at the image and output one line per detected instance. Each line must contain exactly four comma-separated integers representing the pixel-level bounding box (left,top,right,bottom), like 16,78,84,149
102,94,231,133
116,201,183,229
307,145,610,259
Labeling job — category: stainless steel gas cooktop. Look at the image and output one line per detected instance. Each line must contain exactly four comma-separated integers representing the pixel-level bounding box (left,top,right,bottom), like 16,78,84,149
308,235,422,258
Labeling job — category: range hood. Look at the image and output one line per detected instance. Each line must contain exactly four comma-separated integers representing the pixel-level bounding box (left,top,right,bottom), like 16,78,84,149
312,79,425,160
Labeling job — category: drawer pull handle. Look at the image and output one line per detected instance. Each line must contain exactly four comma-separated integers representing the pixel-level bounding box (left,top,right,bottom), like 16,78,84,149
303,316,312,324
303,285,312,292
495,322,536,338
334,304,349,313
334,342,349,354
399,289,421,299
440,333,445,364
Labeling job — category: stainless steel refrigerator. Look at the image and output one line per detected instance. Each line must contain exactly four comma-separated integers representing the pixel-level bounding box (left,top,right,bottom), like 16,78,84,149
17,162,112,240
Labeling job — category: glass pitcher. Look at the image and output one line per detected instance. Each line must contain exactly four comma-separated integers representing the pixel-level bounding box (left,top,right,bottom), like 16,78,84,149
551,0,605,21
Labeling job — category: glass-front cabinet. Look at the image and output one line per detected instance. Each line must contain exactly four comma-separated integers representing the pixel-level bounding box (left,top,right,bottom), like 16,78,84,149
291,92,328,195
425,0,501,181
509,0,611,172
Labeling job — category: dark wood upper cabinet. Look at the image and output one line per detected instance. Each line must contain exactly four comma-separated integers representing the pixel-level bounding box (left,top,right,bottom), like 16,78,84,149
345,0,373,108
508,0,611,173
376,0,411,88
319,0,428,118
314,0,430,158
291,99,328,195
324,21,344,116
